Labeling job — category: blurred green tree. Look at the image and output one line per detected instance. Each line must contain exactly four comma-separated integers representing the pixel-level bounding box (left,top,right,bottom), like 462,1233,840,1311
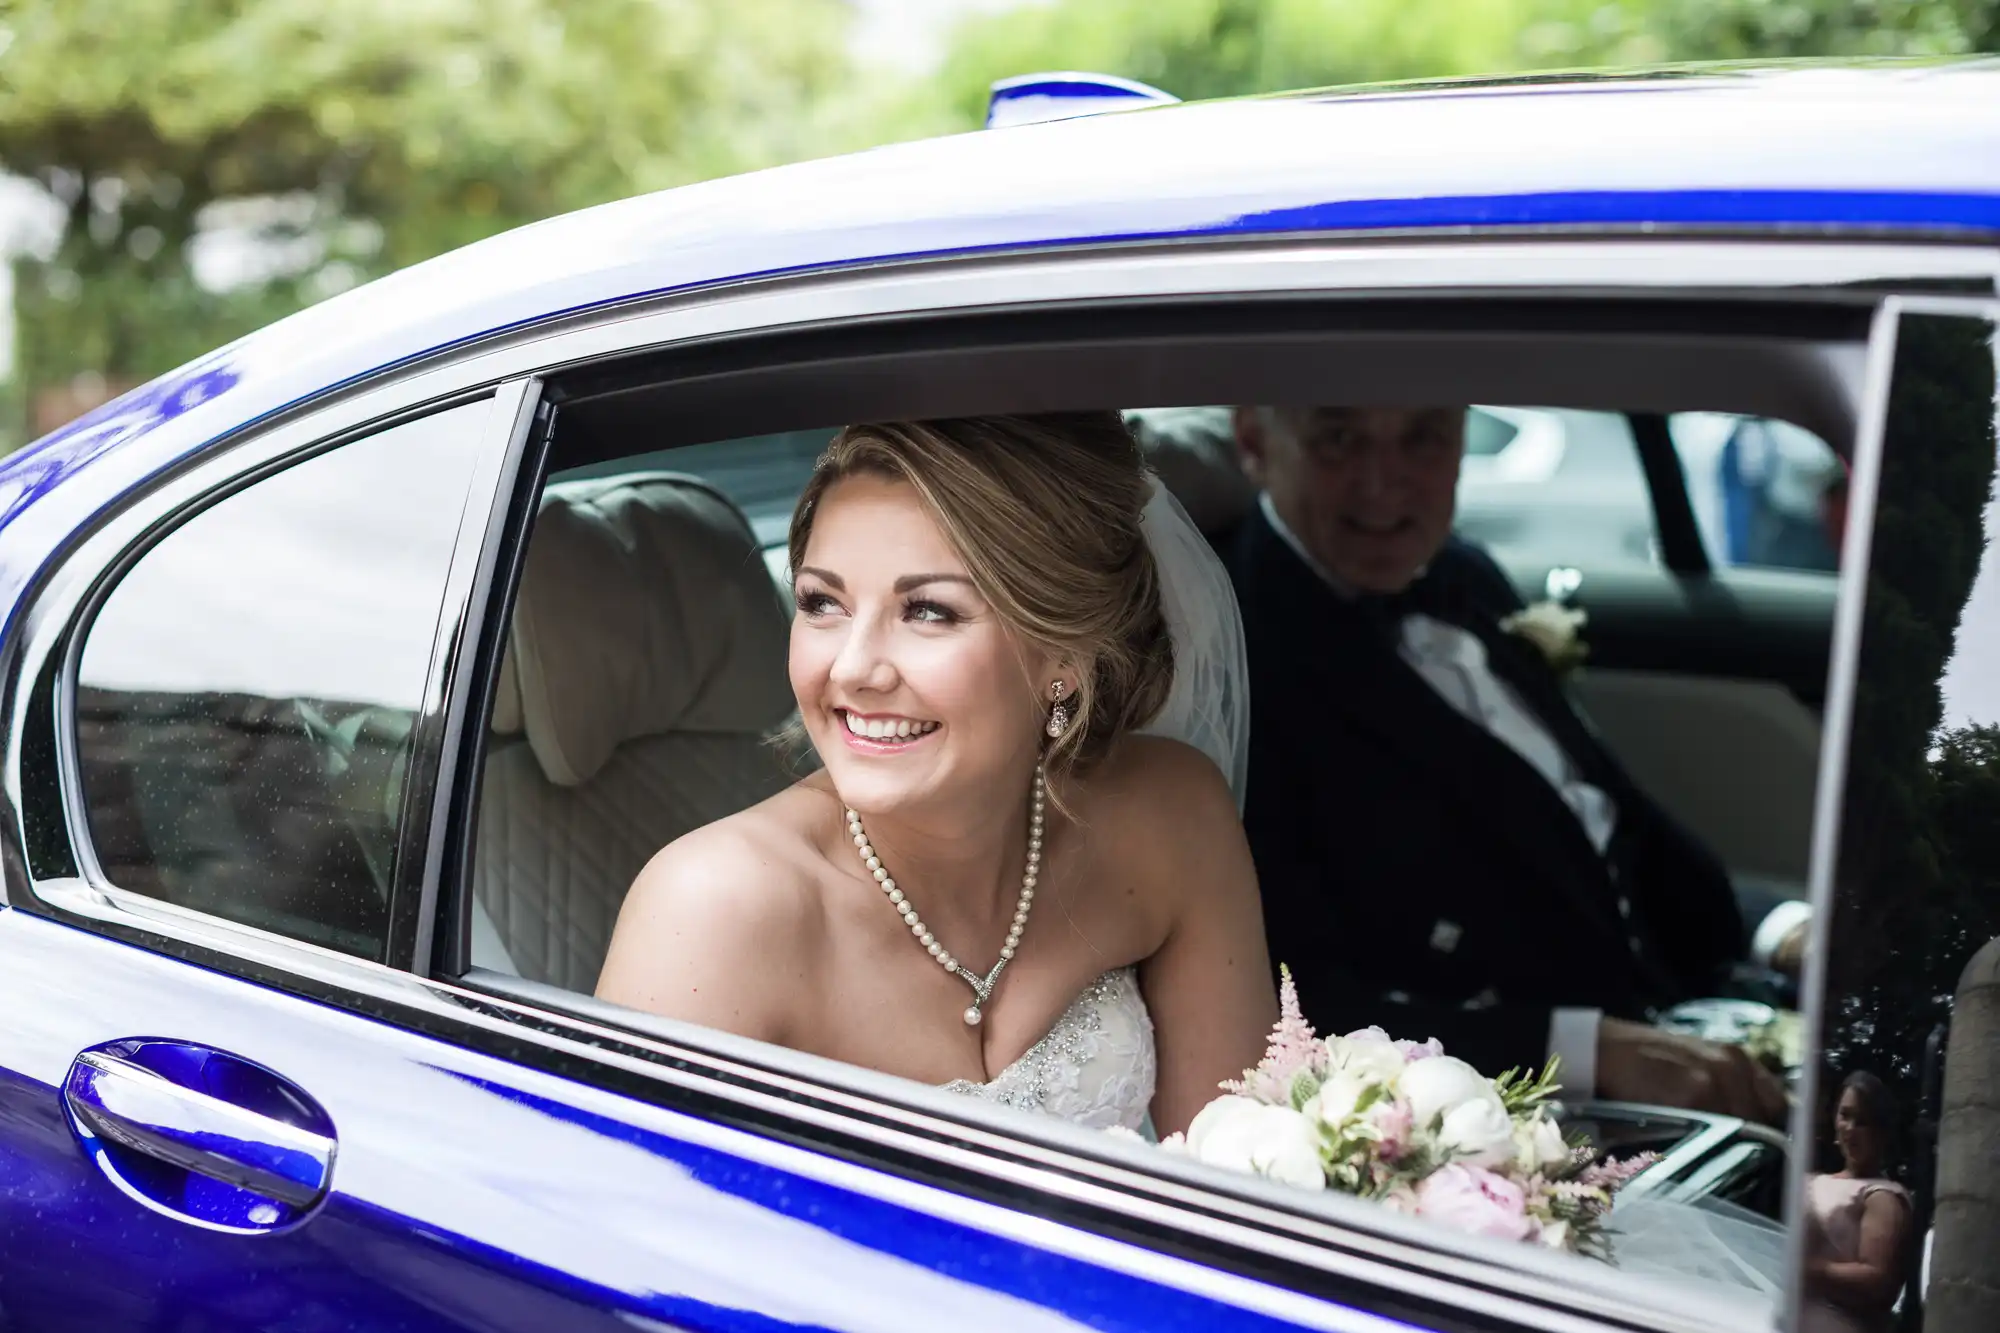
1645,0,1996,60
921,0,1649,130
0,0,854,444
921,0,1997,132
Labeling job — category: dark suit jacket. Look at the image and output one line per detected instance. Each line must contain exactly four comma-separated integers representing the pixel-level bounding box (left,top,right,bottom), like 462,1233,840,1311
1227,507,1744,1076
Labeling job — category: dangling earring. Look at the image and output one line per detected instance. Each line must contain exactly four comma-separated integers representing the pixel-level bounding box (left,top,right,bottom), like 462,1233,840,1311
1045,680,1073,739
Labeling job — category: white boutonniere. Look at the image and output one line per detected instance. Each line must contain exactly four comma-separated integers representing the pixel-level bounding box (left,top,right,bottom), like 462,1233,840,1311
1500,601,1588,675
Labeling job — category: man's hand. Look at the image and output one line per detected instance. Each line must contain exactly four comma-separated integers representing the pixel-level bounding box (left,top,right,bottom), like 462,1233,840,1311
1596,1017,1789,1125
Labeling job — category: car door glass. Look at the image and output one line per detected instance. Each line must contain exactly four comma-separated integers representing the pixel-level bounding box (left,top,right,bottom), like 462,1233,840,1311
1453,407,1657,567
1803,309,1999,1330
74,402,488,960
1670,413,1845,573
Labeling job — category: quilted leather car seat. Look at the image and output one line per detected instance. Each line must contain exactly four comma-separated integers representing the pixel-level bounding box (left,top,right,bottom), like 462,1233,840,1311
472,471,797,992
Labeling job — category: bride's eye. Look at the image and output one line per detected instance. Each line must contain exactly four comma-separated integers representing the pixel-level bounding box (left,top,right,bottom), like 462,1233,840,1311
795,590,841,618
905,598,959,625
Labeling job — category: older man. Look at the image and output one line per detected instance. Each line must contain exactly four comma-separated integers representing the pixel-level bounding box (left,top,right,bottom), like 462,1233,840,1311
1224,404,1797,1122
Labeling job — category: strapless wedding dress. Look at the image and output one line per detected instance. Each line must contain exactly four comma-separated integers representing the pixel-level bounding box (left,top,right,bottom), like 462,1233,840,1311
942,966,1157,1131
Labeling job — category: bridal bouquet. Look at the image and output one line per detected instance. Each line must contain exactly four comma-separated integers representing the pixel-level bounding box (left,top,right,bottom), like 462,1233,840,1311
1158,969,1653,1258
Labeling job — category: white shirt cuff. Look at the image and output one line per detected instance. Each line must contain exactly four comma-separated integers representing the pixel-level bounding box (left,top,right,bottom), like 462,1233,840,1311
1750,899,1815,968
1548,1007,1602,1099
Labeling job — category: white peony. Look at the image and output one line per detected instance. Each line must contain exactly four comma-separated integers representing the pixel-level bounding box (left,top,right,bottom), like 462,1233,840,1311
1513,1114,1571,1174
1326,1030,1409,1086
1185,1096,1327,1191
1436,1096,1517,1167
1501,600,1589,673
1398,1056,1495,1128
1303,1071,1371,1132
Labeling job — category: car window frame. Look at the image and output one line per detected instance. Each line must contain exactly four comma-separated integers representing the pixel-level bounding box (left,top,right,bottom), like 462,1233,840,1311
430,264,1896,1333
61,405,475,956
14,387,517,971
7,237,1995,1333
1785,293,2000,1333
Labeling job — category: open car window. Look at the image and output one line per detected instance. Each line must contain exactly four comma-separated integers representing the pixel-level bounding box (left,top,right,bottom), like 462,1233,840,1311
424,294,1891,1331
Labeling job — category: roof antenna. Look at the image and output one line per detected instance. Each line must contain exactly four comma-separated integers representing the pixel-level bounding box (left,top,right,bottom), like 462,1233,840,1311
985,72,1180,129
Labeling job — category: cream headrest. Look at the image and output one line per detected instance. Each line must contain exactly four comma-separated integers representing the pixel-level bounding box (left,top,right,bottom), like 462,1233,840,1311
491,471,794,787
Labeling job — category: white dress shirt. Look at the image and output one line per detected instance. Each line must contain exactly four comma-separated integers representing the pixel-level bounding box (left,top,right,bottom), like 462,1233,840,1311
1261,495,1809,1095
1260,494,1607,1091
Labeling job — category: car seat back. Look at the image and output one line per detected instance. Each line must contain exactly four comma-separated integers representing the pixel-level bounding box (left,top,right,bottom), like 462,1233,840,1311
473,471,796,991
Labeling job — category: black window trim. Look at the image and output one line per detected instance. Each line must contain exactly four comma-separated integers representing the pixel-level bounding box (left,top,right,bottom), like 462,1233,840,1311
389,379,546,973
427,389,557,979
1628,411,1714,576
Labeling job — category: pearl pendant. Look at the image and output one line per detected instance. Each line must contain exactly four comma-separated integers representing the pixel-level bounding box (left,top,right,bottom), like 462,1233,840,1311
847,763,1043,1032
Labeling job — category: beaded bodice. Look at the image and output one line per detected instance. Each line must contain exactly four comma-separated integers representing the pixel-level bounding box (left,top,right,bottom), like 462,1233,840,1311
940,967,1156,1131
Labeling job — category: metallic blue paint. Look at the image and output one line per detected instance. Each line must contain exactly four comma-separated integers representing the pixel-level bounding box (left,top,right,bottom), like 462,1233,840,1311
1235,187,2000,233
24,355,242,465
0,910,1403,1331
63,1043,335,1217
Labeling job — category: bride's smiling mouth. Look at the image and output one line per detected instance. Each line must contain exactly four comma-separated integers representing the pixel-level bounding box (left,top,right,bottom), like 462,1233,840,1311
835,708,941,752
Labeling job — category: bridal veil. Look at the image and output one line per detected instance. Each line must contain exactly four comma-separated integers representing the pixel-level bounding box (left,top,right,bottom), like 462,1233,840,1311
1134,473,1252,809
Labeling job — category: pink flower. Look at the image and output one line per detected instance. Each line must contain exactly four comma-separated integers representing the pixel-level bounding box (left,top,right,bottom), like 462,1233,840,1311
1415,1164,1534,1241
1578,1152,1658,1192
1224,964,1324,1095
1366,1097,1414,1161
1395,1037,1444,1062
1381,1183,1422,1215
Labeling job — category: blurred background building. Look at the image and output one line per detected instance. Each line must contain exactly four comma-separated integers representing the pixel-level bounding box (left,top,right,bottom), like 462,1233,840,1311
0,0,1994,449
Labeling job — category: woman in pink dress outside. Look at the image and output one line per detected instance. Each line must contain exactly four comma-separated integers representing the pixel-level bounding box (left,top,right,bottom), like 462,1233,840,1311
1802,1071,1915,1333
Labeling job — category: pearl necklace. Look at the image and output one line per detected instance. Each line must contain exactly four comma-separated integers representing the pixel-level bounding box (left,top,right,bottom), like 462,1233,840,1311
845,764,1043,1027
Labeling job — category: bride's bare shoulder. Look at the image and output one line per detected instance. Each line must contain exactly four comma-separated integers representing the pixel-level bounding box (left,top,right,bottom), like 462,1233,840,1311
599,782,833,1010
1084,735,1241,849
629,782,830,923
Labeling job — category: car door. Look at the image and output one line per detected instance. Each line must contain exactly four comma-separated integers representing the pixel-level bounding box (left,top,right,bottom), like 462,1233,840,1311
0,375,1450,1333
1,237,1976,1333
1792,298,2000,1333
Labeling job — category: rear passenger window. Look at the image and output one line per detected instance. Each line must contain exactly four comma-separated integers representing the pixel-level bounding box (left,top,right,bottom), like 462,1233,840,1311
1450,406,1842,574
1670,412,1845,573
73,403,487,959
1453,407,1652,566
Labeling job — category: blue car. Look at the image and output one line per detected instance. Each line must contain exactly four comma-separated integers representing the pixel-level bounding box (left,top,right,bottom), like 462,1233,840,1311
1,61,1997,1333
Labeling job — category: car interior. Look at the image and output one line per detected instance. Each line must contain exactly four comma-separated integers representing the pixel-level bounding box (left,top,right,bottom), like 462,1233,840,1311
451,297,1854,985
409,296,1864,1235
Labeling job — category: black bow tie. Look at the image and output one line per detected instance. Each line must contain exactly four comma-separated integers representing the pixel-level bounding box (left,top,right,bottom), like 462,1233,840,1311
1353,570,1461,632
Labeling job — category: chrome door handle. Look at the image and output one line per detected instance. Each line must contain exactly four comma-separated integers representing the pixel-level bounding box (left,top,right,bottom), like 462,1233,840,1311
64,1049,335,1209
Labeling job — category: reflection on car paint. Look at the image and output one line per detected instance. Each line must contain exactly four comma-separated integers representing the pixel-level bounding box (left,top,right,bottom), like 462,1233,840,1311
0,909,1408,1332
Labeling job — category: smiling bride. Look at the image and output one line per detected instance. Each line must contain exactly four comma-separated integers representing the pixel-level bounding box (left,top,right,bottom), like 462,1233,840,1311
596,412,1276,1136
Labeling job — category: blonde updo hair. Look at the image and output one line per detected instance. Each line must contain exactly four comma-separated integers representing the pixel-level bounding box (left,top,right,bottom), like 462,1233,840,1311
788,412,1175,784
